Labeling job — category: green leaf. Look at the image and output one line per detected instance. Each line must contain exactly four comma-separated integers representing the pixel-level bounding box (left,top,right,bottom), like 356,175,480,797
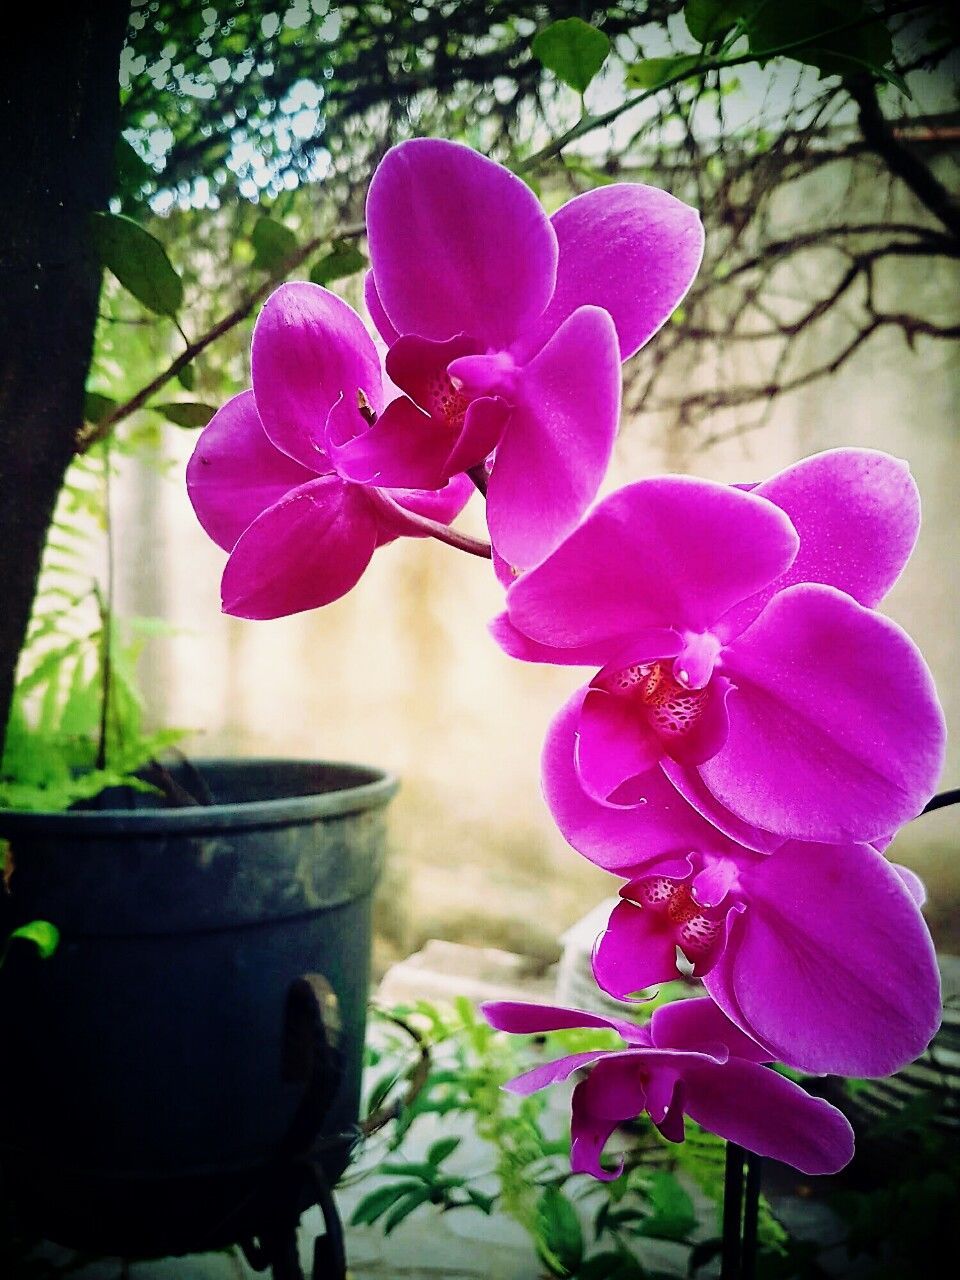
114,136,154,199
6,921,60,963
535,1186,584,1277
685,0,744,45
91,211,183,317
746,0,894,81
309,239,367,285
383,1185,434,1234
349,1182,421,1227
626,54,702,91
176,363,196,391
84,391,117,425
532,18,610,96
637,1171,697,1242
577,1253,639,1280
251,216,298,271
464,1188,495,1215
427,1136,461,1167
152,402,217,429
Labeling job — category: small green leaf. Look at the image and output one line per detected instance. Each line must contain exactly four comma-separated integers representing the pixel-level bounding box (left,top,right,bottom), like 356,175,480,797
637,1171,697,1242
532,18,610,96
535,1186,584,1277
84,391,117,424
114,136,154,199
626,54,702,90
383,1185,433,1234
153,402,217,428
251,216,298,271
427,1136,461,1167
685,0,745,45
91,211,183,317
309,239,367,286
8,921,60,960
349,1182,420,1227
176,363,196,391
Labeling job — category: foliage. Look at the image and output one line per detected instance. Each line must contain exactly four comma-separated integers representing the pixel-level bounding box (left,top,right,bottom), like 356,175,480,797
0,921,60,973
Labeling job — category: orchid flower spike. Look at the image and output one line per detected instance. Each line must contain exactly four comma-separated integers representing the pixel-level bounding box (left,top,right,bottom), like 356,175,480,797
482,997,854,1179
331,138,704,568
495,449,945,848
187,283,472,619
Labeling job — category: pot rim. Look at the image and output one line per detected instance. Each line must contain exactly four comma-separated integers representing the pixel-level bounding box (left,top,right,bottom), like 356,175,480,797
0,756,399,836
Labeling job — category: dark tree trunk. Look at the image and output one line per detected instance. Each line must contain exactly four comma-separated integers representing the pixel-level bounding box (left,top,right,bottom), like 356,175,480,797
0,1,129,754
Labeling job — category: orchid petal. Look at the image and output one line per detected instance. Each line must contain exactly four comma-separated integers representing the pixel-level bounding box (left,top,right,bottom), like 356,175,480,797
592,899,682,999
543,691,733,874
662,762,785,854
571,1061,648,1180
482,1000,650,1045
486,305,620,568
504,1051,620,1097
515,183,705,362
506,478,798,651
186,390,317,552
329,394,454,490
719,449,921,639
251,282,382,470
681,1058,854,1175
704,840,941,1076
364,271,399,346
649,997,772,1064
384,474,474,534
220,476,378,619
576,688,662,803
366,138,558,348
489,613,615,667
704,584,946,842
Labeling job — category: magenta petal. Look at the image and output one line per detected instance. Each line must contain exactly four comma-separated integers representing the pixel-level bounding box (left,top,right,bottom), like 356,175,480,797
329,394,454,489
366,138,558,348
704,584,946,842
662,762,785,854
251,282,383,469
682,1059,854,1175
504,1051,620,1098
482,1000,649,1045
444,397,510,476
489,614,614,667
486,305,621,568
364,271,399,346
649,997,771,1064
576,688,662,803
593,900,681,999
186,390,317,551
719,449,922,639
704,840,941,1076
384,474,473,533
893,863,927,907
220,476,378,619
543,691,733,874
571,1060,648,1181
506,478,799,650
515,183,705,362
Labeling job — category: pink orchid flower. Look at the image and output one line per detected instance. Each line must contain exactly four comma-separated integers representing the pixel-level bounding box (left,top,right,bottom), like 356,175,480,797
330,138,704,568
545,694,941,1077
482,997,854,1178
187,282,472,619
494,449,945,847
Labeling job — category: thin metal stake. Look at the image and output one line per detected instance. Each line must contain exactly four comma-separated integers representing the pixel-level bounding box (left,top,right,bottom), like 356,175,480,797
720,1141,746,1279
741,1152,763,1280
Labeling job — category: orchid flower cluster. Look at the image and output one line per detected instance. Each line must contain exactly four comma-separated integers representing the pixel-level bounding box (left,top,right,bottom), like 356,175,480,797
188,140,946,1182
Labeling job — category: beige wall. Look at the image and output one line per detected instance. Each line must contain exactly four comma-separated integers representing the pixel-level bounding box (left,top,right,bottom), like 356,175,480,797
116,161,960,960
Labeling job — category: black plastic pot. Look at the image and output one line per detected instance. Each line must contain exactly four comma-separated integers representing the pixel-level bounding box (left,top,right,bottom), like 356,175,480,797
0,758,396,1259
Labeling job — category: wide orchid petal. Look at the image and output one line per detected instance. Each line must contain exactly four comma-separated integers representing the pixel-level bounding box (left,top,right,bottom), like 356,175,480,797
220,476,378,619
482,1000,650,1045
486,305,621,568
489,614,616,667
593,898,682,997
503,1051,621,1097
543,691,734,874
662,762,785,854
681,1058,854,1175
704,840,941,1076
576,688,662,802
506,478,798,652
719,449,921,639
364,271,399,346
186,390,317,552
515,183,705,363
251,282,383,469
703,584,946,842
366,138,558,349
650,997,772,1064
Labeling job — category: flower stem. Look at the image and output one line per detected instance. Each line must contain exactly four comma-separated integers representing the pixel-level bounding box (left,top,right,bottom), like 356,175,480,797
467,464,489,497
366,487,492,559
922,787,960,815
